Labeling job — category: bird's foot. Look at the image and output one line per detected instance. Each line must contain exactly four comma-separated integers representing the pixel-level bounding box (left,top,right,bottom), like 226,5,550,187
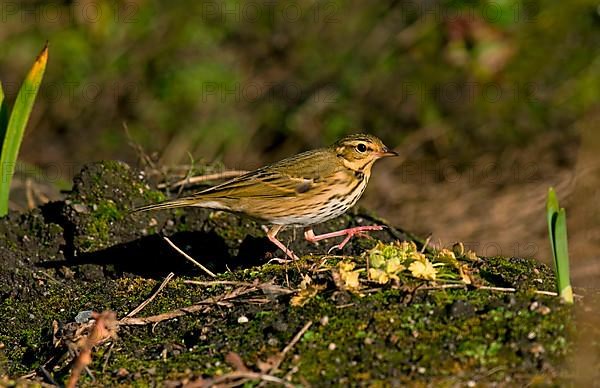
268,239,300,261
304,225,385,253
266,225,300,261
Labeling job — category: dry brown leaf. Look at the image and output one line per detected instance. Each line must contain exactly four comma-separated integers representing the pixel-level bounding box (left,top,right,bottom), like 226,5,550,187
225,351,250,372
290,284,326,307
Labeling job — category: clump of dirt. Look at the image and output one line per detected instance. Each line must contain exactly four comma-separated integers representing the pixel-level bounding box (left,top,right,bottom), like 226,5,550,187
0,161,597,386
0,208,64,300
63,161,166,255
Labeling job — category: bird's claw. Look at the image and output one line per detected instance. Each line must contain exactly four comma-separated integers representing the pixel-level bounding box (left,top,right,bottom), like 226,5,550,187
267,257,295,264
327,244,342,254
326,225,385,253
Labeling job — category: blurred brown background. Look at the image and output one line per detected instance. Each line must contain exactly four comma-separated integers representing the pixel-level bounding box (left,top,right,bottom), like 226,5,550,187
0,0,598,285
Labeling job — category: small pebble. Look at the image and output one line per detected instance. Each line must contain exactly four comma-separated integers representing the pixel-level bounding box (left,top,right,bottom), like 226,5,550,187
237,315,249,324
538,305,551,315
530,343,545,355
72,203,89,213
75,310,94,323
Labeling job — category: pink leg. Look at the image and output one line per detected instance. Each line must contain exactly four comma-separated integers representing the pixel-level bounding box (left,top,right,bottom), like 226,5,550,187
304,225,385,253
267,225,299,261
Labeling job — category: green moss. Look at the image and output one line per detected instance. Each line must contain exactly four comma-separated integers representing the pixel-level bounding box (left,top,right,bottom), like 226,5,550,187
143,188,166,204
480,256,556,290
65,161,168,253
74,200,121,251
0,252,578,386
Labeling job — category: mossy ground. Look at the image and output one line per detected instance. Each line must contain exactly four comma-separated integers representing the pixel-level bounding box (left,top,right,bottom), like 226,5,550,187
0,161,597,386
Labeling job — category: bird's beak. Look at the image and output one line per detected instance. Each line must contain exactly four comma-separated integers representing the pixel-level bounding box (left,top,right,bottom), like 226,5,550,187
377,147,399,158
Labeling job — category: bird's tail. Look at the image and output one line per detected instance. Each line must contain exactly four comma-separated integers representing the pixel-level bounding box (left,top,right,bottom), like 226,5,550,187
131,196,202,213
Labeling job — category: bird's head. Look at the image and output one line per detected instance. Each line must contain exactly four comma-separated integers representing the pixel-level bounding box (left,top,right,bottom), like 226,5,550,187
334,133,397,172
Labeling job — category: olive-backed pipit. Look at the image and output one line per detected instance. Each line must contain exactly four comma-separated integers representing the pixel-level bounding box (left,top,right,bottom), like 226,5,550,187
134,134,397,260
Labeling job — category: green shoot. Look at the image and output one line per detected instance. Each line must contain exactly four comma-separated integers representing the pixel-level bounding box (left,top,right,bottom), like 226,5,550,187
546,187,573,303
0,44,48,216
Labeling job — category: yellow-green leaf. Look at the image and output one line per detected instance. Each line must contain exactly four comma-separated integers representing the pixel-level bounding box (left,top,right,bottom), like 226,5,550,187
0,44,48,216
368,268,390,284
408,259,437,280
546,187,559,264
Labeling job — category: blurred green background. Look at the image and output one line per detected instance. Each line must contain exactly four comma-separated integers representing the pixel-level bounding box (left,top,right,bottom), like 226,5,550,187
1,0,599,282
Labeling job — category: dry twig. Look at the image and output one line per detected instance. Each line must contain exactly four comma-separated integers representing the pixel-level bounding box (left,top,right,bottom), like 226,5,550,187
158,170,248,189
414,283,583,299
163,236,216,278
186,371,293,388
123,122,156,171
183,280,294,295
183,280,259,287
187,322,311,388
119,282,290,326
268,321,313,374
126,272,175,318
420,234,432,253
25,178,35,209
477,285,583,299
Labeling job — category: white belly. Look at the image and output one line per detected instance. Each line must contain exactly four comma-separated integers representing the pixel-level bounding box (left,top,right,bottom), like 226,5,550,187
269,176,369,227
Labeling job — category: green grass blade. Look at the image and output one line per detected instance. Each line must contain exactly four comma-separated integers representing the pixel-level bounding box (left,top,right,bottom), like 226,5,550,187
546,187,573,303
0,44,48,216
554,208,573,302
0,81,7,145
546,188,559,267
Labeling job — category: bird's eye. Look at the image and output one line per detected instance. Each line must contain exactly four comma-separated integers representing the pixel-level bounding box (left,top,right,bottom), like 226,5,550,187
356,143,367,153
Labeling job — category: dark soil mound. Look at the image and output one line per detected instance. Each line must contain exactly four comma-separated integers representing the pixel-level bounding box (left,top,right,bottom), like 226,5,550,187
0,161,596,386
